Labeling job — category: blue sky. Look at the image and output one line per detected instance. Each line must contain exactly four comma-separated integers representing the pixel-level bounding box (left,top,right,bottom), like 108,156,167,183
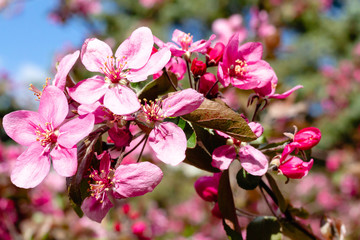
0,0,92,108
0,0,91,82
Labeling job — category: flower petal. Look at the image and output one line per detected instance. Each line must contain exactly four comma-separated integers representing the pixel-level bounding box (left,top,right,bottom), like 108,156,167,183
2,110,43,146
103,86,140,115
81,38,113,72
211,145,237,170
113,162,163,198
271,85,303,99
162,88,204,117
11,143,50,188
238,42,263,62
58,114,95,148
53,50,80,91
81,196,113,223
127,47,171,82
38,86,68,128
148,122,186,165
238,145,268,176
50,146,77,177
115,27,154,70
68,75,108,105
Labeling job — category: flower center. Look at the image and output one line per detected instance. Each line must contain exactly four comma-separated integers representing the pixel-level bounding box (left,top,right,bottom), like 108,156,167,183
101,56,130,84
141,98,165,123
89,168,115,203
35,122,58,147
29,78,50,101
178,33,193,51
230,59,248,78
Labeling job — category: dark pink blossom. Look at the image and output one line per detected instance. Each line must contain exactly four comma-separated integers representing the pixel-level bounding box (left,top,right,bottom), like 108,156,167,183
206,42,225,67
2,86,94,188
194,173,221,202
217,34,276,90
81,151,163,223
191,58,207,77
138,88,204,165
68,27,171,115
198,73,219,98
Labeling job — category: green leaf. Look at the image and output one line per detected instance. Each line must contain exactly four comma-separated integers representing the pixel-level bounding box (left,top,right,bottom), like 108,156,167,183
236,168,261,190
183,98,257,142
265,173,288,213
177,118,197,149
218,170,242,236
246,216,281,240
137,71,178,101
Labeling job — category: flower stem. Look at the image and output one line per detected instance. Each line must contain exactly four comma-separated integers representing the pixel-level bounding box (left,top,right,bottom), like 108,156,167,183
186,59,194,89
137,135,149,162
163,68,178,91
205,79,219,98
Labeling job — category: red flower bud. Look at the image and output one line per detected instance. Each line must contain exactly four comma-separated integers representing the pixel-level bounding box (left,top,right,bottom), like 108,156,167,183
293,127,321,150
206,42,225,67
278,155,314,179
198,72,218,98
194,173,221,202
191,58,207,77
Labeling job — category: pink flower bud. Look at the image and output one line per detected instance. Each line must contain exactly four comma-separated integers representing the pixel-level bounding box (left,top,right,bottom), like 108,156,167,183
191,58,207,77
114,221,122,232
131,221,147,236
278,155,313,179
293,127,321,150
198,72,218,97
122,203,131,215
211,202,223,219
194,173,221,202
206,42,225,66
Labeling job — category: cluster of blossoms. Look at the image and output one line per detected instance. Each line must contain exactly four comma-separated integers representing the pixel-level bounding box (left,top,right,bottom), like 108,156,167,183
2,25,323,237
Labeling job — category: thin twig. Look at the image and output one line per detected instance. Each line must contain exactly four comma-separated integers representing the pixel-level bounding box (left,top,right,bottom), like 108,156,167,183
137,135,149,162
163,68,178,91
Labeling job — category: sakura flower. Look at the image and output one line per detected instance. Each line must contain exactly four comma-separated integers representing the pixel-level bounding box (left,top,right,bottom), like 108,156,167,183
2,86,94,188
211,124,268,176
212,14,247,45
68,27,171,115
137,88,204,165
153,56,187,80
292,127,321,150
217,33,275,90
81,151,163,223
155,29,215,57
206,42,225,67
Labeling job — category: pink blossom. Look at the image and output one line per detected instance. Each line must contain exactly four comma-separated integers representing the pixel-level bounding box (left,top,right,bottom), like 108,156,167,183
252,74,303,99
277,145,313,179
2,86,94,188
198,73,219,98
250,8,276,38
211,130,268,176
68,27,171,115
154,56,187,80
81,151,163,223
191,58,207,77
155,29,215,57
217,35,275,90
212,14,247,45
137,88,204,165
139,0,164,8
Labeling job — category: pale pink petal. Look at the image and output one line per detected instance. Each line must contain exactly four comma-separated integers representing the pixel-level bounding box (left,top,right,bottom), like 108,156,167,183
270,85,303,99
171,29,188,45
238,42,263,62
81,196,113,223
68,76,108,105
2,110,44,146
113,162,163,198
57,114,95,148
248,122,263,138
115,27,154,70
127,47,171,82
53,50,80,91
11,143,50,188
211,145,237,170
162,88,204,117
77,102,107,124
189,34,216,54
38,86,68,128
103,86,140,115
148,122,187,165
238,145,268,176
81,38,113,72
50,146,77,177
